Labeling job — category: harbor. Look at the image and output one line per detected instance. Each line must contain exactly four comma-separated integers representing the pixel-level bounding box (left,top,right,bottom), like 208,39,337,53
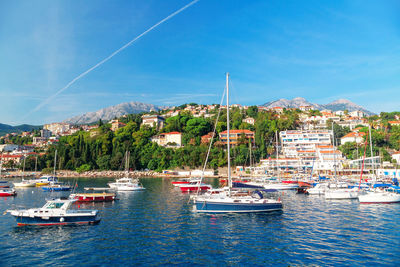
0,177,399,266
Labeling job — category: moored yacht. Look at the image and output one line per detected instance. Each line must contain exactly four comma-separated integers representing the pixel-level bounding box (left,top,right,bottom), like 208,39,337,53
6,198,101,226
358,186,400,204
192,73,283,213
108,177,145,191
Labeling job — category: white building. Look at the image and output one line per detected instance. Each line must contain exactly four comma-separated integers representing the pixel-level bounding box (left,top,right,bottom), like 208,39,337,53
335,110,345,116
142,115,165,130
279,130,333,158
340,131,366,145
151,132,182,147
242,117,255,125
391,152,400,163
43,123,71,135
349,110,365,118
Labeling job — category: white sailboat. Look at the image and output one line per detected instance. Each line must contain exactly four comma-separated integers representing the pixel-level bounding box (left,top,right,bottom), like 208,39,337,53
325,123,358,199
358,125,400,204
192,73,283,213
13,155,36,188
108,151,145,191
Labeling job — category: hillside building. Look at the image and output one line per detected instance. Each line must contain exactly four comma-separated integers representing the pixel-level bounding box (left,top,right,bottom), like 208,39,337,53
151,132,182,148
219,130,255,146
142,115,165,130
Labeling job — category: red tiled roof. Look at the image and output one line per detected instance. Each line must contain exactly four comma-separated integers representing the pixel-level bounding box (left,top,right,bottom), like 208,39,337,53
220,130,254,134
341,132,366,139
162,131,181,135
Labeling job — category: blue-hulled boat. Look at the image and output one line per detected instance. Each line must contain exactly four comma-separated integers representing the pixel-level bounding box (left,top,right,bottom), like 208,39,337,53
192,73,283,213
42,183,72,191
6,198,100,226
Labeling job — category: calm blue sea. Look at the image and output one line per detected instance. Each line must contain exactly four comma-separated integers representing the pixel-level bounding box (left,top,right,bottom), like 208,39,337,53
0,177,399,266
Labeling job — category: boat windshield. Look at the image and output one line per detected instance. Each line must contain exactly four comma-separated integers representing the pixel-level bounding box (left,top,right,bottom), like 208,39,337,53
46,202,65,209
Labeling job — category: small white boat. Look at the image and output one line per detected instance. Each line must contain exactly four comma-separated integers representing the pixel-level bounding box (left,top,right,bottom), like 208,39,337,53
108,177,145,191
358,187,400,204
307,183,328,195
13,180,36,188
325,186,359,199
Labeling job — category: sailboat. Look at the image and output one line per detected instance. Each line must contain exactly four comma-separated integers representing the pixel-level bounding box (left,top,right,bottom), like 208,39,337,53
358,125,400,204
42,150,72,191
192,73,283,213
108,151,145,191
13,155,36,188
324,123,358,199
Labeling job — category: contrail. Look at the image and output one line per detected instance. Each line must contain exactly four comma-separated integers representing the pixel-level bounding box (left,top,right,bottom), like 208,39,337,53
24,0,200,118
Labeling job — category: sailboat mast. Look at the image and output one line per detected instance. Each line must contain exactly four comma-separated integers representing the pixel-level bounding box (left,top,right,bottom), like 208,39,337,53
276,131,279,180
226,73,231,191
53,150,57,177
0,152,2,178
332,122,337,179
369,125,374,178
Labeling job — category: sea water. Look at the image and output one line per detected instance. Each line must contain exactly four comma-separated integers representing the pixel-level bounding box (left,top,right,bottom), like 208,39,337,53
0,178,399,266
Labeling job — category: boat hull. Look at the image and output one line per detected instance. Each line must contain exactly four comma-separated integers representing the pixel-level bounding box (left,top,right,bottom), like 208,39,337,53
13,183,35,188
42,187,71,191
71,193,116,202
179,186,211,193
359,192,400,204
14,215,100,226
325,190,358,199
0,192,16,197
193,201,283,213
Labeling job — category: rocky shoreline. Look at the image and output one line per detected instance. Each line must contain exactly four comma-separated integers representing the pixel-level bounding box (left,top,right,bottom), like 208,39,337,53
3,170,220,179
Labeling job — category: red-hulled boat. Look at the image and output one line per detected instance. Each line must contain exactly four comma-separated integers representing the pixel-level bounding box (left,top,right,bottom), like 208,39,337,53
69,192,116,202
179,181,211,193
171,178,192,187
0,188,16,197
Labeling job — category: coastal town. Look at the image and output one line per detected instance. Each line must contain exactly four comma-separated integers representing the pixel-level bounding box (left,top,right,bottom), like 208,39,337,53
2,103,400,181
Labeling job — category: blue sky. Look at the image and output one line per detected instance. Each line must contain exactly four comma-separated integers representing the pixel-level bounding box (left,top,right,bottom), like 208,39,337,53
1,0,400,125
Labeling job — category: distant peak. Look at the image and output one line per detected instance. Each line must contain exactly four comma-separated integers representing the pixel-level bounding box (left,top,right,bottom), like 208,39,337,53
328,99,353,105
292,97,307,101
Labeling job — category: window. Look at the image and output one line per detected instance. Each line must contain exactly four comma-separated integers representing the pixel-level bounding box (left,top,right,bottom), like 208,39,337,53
47,202,64,209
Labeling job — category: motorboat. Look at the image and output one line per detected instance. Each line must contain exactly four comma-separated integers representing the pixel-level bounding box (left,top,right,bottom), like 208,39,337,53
70,187,116,202
171,178,192,187
0,188,16,197
6,198,100,226
69,192,116,202
108,177,145,191
358,186,400,204
178,180,212,193
34,175,58,186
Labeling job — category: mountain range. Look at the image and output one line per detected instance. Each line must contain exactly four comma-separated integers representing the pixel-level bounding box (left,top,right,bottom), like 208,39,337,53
262,97,374,115
63,102,163,124
62,98,374,125
0,123,41,136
